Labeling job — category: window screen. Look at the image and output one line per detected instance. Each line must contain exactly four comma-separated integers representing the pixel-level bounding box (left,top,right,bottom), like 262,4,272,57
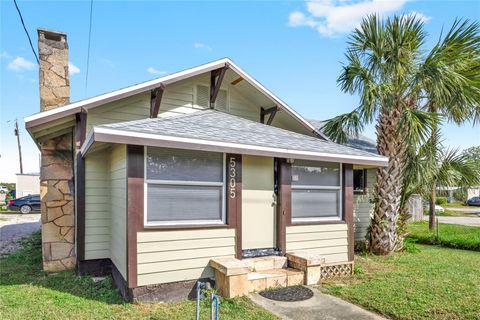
146,147,225,225
291,161,341,220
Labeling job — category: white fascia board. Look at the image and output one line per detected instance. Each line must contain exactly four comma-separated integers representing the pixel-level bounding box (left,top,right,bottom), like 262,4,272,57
24,58,327,140
25,58,231,128
82,127,388,167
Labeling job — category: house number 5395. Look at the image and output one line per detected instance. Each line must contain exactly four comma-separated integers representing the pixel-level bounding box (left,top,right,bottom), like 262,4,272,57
229,157,236,198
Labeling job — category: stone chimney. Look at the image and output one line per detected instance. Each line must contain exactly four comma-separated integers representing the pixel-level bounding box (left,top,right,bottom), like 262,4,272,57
38,28,70,111
38,28,75,272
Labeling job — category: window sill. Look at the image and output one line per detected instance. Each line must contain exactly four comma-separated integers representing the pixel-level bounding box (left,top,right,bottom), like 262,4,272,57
354,190,366,195
289,220,346,226
142,223,234,231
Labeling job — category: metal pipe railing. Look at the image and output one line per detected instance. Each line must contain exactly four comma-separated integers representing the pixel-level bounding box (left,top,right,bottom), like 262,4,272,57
210,293,220,320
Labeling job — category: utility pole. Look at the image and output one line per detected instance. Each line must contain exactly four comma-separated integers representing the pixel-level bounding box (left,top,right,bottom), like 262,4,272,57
14,118,23,174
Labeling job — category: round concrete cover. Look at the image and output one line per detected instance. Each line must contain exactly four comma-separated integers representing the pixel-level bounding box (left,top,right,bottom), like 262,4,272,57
259,286,314,302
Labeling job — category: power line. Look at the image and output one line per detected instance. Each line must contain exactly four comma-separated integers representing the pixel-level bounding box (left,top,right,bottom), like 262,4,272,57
13,0,39,65
84,0,94,96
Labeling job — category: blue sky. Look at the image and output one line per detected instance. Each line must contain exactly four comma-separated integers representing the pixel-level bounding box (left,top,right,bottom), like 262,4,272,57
1,0,479,182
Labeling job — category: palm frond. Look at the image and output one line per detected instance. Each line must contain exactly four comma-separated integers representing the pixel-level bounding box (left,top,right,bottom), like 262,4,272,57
397,108,442,147
322,108,366,144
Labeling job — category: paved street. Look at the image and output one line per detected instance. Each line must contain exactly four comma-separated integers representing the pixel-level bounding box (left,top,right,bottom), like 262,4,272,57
0,213,41,255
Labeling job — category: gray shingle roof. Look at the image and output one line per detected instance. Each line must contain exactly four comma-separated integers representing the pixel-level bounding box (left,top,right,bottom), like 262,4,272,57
97,110,385,164
308,119,378,154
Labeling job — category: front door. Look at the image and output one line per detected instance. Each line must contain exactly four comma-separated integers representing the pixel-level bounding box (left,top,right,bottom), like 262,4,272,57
241,155,276,255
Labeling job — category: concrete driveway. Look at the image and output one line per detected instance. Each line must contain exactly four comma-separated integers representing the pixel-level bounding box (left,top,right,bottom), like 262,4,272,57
0,213,41,255
250,286,386,320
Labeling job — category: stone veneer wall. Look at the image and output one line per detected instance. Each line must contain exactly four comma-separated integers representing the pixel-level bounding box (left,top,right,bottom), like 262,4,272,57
38,29,70,111
40,133,75,271
38,28,75,272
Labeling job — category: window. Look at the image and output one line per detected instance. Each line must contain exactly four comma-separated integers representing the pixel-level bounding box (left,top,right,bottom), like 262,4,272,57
291,160,342,221
353,169,367,194
145,147,225,226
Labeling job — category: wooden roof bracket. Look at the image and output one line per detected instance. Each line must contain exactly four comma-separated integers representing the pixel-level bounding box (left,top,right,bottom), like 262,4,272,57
150,83,166,118
210,65,229,109
260,106,278,125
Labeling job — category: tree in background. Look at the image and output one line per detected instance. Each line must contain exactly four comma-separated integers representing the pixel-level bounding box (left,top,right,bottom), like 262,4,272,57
324,15,480,254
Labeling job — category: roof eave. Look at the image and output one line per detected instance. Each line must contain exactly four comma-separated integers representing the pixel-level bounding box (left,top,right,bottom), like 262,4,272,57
25,58,328,141
82,127,388,167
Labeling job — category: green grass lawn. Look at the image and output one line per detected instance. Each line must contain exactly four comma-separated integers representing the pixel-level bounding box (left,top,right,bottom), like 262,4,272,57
407,221,480,251
323,245,480,320
0,232,277,320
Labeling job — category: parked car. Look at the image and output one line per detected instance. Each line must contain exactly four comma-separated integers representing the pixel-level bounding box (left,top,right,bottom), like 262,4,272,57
7,194,40,214
435,205,445,213
466,196,480,206
0,186,9,193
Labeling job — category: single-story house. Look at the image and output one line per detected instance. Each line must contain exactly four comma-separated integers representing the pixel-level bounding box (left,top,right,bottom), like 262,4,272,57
26,29,387,301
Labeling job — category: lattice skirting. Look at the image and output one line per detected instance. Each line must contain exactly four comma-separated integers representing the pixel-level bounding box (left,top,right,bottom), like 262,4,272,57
320,262,354,279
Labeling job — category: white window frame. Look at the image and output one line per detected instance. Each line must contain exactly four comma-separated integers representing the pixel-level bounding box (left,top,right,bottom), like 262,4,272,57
143,146,226,226
291,162,343,223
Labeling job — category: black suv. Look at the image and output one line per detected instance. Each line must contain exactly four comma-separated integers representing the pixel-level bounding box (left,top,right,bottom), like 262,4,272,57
7,194,41,214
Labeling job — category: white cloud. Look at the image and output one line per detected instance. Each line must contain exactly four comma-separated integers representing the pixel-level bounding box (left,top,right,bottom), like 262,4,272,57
68,62,80,76
407,11,431,22
194,42,212,51
7,57,35,71
146,67,167,75
288,0,428,37
0,51,11,59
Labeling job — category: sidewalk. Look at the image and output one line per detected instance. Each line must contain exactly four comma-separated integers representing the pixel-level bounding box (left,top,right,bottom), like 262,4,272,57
250,286,386,320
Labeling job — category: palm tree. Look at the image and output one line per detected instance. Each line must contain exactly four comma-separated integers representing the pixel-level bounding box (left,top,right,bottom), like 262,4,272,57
404,135,480,223
323,15,480,254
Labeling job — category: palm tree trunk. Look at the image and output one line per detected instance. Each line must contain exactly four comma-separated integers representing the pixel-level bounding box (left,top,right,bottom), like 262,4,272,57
370,108,407,255
429,189,436,230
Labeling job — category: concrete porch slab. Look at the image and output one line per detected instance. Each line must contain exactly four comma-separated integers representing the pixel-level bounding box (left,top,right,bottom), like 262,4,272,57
250,286,386,320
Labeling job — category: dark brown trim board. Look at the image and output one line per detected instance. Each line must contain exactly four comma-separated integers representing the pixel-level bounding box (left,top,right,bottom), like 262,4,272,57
126,145,144,289
75,110,87,262
210,66,228,108
226,154,242,259
150,84,165,118
342,163,354,261
277,159,291,253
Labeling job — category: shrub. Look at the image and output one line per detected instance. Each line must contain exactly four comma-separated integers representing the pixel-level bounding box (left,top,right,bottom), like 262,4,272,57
436,197,448,205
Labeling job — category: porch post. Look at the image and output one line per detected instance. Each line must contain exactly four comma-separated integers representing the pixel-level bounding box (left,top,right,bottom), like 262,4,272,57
226,154,242,259
126,145,144,288
342,164,354,261
277,159,291,255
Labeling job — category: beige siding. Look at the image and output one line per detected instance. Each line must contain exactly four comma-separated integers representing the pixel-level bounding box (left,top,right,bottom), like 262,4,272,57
85,151,111,259
87,93,150,132
136,228,236,286
84,144,127,276
353,169,376,241
110,145,127,278
85,72,316,139
286,224,349,263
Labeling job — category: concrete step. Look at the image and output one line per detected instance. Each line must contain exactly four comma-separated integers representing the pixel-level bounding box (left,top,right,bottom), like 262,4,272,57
248,268,304,292
243,255,287,272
